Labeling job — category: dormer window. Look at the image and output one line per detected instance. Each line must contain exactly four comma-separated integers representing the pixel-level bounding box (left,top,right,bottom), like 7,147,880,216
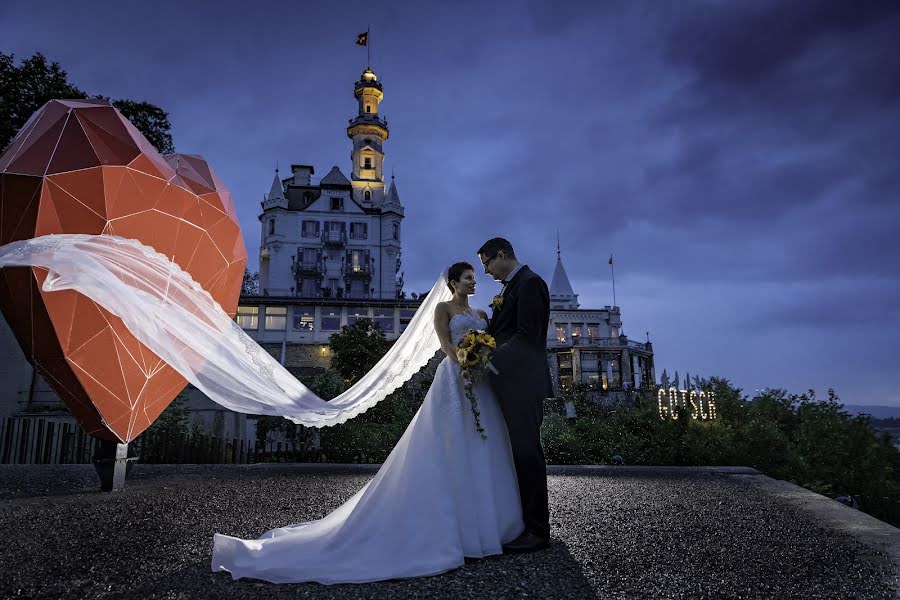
303,192,313,205
330,197,343,211
364,157,372,169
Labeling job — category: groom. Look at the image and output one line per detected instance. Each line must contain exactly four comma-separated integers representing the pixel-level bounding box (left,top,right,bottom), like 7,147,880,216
478,237,552,553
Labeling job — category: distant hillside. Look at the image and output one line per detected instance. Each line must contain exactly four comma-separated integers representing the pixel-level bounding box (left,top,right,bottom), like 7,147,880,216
843,405,900,419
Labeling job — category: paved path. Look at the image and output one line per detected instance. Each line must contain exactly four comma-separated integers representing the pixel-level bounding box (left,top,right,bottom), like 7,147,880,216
0,464,897,599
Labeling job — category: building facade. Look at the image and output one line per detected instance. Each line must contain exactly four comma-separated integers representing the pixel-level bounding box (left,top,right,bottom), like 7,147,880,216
545,248,655,400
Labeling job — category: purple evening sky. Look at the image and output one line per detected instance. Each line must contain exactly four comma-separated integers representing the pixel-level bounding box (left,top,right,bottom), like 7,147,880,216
2,0,898,406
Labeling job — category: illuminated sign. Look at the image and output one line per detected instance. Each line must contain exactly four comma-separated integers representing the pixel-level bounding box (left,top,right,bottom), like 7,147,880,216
657,388,717,420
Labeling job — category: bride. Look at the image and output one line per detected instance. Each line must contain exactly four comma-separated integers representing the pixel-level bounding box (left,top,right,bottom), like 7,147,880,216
211,261,524,584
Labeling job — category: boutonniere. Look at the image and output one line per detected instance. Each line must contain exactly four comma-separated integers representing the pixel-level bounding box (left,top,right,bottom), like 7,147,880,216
490,295,504,311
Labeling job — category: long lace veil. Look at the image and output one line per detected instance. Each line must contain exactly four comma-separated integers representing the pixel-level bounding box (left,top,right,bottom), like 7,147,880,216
0,234,451,427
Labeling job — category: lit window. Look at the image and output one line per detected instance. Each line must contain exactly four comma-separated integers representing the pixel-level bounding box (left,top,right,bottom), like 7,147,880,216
555,325,567,343
236,306,258,330
264,306,287,331
587,323,600,341
611,326,619,338
293,308,314,331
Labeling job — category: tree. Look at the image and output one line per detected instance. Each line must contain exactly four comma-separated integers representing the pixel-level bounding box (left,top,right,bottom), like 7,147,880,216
328,318,392,384
1,52,174,154
108,99,174,154
241,269,259,295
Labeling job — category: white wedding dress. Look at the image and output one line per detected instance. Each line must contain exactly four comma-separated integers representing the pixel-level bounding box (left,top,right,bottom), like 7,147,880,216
211,311,524,584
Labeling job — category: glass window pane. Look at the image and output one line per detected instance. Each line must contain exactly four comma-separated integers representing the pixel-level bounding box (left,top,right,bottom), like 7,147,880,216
236,306,258,330
264,306,287,331
347,307,369,325
399,308,417,332
320,307,341,330
293,307,315,331
374,308,394,333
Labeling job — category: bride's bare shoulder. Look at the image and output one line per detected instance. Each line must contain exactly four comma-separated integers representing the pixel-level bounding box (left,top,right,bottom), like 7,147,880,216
475,308,489,322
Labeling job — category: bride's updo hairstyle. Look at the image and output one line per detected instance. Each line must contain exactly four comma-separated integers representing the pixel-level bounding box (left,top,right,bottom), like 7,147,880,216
446,261,474,293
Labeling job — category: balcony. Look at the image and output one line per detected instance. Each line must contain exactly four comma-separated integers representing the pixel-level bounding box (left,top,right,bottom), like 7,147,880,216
342,262,374,278
322,230,347,247
348,114,388,129
550,336,629,349
292,260,325,277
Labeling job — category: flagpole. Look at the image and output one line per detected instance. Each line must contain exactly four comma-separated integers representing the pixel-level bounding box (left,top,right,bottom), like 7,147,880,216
367,25,371,68
609,254,616,308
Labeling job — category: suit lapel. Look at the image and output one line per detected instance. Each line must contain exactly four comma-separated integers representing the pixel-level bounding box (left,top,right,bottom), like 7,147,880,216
489,265,529,331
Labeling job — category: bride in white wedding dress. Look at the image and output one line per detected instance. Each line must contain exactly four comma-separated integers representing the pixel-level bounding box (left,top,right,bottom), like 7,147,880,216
212,263,523,583
0,236,525,584
212,261,524,584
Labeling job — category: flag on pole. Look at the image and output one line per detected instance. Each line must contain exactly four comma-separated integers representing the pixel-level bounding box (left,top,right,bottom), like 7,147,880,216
356,32,368,46
608,254,613,265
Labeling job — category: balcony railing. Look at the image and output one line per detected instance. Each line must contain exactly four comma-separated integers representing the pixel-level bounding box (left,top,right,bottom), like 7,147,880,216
292,260,325,276
342,262,374,278
348,114,388,128
322,231,347,246
550,336,638,349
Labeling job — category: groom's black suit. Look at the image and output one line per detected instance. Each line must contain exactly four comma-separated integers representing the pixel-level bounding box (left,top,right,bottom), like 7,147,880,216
487,265,552,541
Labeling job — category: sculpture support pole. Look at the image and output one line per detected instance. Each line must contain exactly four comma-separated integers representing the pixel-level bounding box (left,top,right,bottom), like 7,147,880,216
92,440,135,492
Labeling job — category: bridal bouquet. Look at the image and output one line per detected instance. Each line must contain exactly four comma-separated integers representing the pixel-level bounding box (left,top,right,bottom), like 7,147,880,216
456,330,499,440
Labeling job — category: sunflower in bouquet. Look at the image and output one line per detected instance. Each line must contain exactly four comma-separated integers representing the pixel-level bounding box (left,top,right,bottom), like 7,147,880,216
456,329,499,440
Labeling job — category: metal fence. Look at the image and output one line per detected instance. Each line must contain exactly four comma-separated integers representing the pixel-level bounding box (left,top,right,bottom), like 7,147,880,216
0,416,100,464
0,416,318,465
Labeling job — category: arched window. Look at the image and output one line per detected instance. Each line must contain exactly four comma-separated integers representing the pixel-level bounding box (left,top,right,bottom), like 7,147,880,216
268,219,275,235
364,190,371,202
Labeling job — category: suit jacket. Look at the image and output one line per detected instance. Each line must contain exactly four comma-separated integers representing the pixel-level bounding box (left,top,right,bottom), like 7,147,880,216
487,265,554,399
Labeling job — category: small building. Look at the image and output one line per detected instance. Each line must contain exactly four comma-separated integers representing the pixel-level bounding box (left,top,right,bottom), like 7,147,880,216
544,246,655,402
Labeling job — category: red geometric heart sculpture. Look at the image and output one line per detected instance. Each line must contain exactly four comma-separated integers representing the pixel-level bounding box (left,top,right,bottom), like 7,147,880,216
0,99,247,442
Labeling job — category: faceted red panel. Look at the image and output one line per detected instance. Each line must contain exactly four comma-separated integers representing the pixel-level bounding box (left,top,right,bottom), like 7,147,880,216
0,99,247,442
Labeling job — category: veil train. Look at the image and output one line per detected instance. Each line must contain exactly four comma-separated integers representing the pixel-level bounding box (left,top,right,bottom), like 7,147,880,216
0,233,451,427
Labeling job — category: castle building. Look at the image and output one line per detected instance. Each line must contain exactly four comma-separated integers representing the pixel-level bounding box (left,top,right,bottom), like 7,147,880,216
238,67,422,354
257,68,404,302
545,246,655,398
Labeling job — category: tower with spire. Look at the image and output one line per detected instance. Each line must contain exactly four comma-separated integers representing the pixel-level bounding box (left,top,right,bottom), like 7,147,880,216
550,235,579,310
546,240,655,402
255,66,406,307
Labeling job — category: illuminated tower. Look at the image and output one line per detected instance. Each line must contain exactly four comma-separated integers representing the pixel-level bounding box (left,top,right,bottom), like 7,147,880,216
348,68,389,206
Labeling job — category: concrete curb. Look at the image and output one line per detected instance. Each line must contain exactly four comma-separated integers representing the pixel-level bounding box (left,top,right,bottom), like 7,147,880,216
731,472,900,596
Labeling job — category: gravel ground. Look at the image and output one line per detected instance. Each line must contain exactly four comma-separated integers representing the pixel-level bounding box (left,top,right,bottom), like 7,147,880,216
0,464,896,599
